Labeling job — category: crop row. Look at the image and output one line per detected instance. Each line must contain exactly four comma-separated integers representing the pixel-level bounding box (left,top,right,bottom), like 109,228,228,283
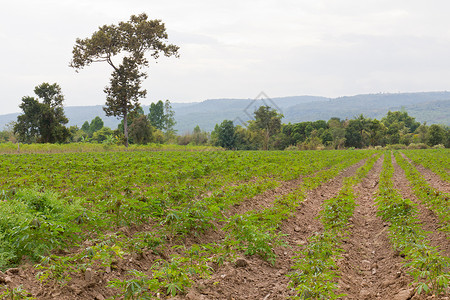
375,153,449,296
402,149,450,182
394,152,450,232
224,151,375,263
1,148,448,299
288,153,381,299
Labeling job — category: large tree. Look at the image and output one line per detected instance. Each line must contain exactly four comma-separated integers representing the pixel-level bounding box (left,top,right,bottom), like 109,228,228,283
70,13,179,146
14,83,69,144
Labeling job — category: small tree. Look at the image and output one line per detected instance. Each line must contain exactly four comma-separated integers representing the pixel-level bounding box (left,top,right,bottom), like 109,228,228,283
163,100,176,140
92,127,114,143
251,105,283,150
70,13,179,146
192,125,208,145
382,110,420,133
129,115,153,145
14,83,69,144
81,121,90,133
89,116,104,134
427,124,446,146
0,122,17,143
344,115,371,148
81,117,104,138
148,100,165,130
414,124,428,144
213,120,236,150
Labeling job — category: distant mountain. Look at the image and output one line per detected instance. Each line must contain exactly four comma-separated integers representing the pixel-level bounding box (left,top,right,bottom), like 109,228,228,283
1,92,449,132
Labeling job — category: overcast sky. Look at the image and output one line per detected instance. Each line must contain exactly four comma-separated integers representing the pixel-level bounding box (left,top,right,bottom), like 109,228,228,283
2,0,450,114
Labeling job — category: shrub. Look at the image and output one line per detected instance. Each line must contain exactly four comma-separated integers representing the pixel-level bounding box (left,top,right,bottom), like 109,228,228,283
0,188,83,269
407,143,429,149
385,144,407,150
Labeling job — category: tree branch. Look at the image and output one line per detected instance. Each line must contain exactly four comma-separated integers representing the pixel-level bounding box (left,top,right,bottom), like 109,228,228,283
106,55,119,72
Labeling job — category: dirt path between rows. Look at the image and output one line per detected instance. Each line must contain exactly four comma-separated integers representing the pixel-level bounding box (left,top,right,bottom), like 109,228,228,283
182,159,368,300
400,152,450,194
336,156,418,299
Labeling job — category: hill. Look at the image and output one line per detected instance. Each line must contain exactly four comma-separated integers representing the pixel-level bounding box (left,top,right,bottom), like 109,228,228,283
0,92,449,132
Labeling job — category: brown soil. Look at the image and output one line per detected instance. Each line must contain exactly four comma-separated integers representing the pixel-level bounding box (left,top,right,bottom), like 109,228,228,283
391,154,450,258
337,156,417,299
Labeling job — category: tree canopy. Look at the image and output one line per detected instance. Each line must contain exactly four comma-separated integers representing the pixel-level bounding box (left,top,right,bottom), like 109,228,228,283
70,13,179,146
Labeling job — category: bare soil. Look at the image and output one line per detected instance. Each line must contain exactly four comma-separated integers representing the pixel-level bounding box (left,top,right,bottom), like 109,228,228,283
336,156,417,299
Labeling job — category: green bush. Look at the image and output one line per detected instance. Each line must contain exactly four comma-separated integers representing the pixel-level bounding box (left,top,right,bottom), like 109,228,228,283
407,143,429,149
385,144,407,150
0,188,83,269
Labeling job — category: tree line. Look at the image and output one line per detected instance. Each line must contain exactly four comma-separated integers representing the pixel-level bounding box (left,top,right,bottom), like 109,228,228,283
208,106,449,150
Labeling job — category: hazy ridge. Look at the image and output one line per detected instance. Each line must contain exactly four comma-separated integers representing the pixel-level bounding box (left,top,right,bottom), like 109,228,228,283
1,92,449,132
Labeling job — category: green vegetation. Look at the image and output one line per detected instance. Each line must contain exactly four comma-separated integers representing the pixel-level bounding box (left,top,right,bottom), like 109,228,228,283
395,151,450,232
0,149,370,295
209,110,450,151
0,151,352,267
101,150,374,298
0,148,448,298
0,188,83,269
403,149,450,182
0,285,34,300
0,142,215,154
375,152,450,296
4,84,449,150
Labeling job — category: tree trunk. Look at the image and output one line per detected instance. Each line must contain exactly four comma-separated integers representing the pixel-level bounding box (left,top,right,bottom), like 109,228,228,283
124,112,129,147
264,128,269,150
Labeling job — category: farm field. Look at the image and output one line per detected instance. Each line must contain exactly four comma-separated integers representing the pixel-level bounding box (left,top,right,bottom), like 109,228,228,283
0,149,448,299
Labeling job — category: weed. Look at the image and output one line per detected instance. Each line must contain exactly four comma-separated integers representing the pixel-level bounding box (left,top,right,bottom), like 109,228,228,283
224,214,286,264
0,285,35,300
